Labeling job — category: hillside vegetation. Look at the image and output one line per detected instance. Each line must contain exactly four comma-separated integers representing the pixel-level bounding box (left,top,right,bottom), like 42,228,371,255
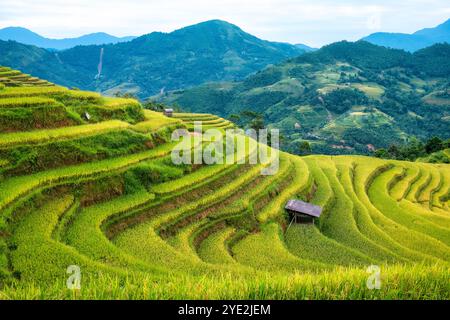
0,67,449,299
0,20,305,98
158,41,450,155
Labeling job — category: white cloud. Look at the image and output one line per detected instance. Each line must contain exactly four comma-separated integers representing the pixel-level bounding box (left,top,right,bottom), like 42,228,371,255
0,0,448,47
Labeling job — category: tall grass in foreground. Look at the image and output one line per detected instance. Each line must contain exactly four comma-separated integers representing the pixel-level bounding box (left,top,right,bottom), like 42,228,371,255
1,264,448,300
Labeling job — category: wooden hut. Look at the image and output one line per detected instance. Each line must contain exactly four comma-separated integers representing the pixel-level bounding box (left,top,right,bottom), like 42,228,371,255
285,199,322,224
163,108,174,117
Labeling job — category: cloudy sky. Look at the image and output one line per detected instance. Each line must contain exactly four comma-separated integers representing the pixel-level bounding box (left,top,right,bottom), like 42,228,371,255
0,0,449,47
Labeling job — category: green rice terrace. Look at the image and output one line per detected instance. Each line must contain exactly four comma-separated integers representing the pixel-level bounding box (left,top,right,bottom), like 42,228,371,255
0,67,449,300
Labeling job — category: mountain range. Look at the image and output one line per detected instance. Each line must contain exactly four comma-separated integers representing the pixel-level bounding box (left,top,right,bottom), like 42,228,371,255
0,20,307,97
0,27,136,50
363,18,450,52
0,18,448,99
157,41,450,155
0,19,449,156
2,18,448,53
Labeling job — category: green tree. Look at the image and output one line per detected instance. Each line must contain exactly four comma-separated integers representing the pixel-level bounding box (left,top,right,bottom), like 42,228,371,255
299,141,312,155
143,100,165,111
374,148,389,158
114,92,138,99
250,117,265,131
229,114,241,124
387,144,400,159
425,136,443,154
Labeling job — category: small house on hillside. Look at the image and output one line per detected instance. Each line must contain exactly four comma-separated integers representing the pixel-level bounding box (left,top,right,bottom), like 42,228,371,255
164,108,173,117
285,199,322,224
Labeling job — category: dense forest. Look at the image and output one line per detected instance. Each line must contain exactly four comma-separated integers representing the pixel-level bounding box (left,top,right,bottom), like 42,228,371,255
158,41,450,155
374,136,450,163
0,20,305,98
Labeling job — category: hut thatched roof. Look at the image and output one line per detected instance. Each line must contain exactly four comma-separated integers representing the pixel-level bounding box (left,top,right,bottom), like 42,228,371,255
285,200,322,218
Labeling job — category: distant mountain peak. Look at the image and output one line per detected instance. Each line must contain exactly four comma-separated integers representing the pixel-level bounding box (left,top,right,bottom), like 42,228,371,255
0,27,136,50
191,19,240,28
0,26,42,37
199,19,236,25
362,17,450,52
433,18,450,29
173,19,245,35
295,43,317,52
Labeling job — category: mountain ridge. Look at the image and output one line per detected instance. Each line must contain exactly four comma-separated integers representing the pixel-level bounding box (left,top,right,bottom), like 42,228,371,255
362,18,450,52
0,20,307,97
156,40,450,155
0,26,136,50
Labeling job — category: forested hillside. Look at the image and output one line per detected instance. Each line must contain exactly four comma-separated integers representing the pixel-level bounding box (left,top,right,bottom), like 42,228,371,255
158,41,450,155
0,20,305,98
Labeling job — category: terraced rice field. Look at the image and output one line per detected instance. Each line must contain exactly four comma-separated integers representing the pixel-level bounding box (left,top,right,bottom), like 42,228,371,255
0,67,54,87
0,67,449,300
173,112,236,131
